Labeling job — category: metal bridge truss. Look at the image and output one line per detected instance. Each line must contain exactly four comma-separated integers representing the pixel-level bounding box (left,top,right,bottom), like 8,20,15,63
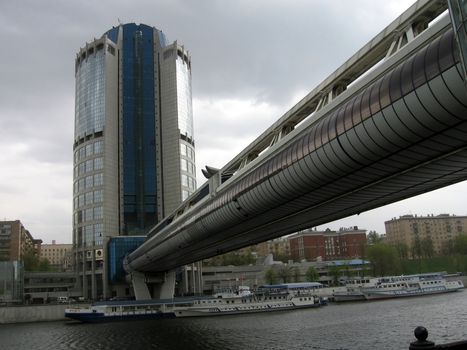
125,0,467,274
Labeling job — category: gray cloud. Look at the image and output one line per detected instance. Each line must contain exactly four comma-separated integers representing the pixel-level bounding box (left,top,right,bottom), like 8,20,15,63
2,0,465,242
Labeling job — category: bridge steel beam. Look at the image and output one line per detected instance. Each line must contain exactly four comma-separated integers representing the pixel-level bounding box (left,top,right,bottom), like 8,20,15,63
125,7,467,274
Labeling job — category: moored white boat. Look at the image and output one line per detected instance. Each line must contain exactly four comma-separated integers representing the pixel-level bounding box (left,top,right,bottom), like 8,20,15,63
333,278,377,302
173,292,320,317
65,283,324,322
332,273,464,302
362,273,464,300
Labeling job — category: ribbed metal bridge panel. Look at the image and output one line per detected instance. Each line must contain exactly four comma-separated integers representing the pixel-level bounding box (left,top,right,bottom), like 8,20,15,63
125,5,467,273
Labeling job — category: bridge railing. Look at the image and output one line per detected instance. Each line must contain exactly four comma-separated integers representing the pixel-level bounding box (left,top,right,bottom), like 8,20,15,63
409,326,467,349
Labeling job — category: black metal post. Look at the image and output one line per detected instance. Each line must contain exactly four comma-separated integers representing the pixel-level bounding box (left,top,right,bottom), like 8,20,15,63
409,326,436,350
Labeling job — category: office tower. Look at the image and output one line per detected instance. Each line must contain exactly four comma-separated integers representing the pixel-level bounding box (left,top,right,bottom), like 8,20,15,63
73,23,196,299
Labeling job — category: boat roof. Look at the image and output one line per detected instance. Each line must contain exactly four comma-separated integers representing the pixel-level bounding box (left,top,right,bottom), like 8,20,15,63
93,296,213,307
259,282,323,289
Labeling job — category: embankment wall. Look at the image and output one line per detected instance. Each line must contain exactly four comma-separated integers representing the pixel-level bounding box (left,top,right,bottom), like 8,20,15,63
0,304,69,324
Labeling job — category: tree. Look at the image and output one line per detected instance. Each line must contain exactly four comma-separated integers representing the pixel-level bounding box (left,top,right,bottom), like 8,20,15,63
23,251,53,272
411,234,423,259
204,250,256,266
394,242,409,260
23,251,41,271
328,266,342,286
454,234,467,255
421,236,435,258
367,231,383,245
292,267,300,282
366,243,399,276
274,252,292,263
39,258,52,271
442,239,455,256
264,268,277,285
305,266,319,282
344,263,355,279
277,266,292,283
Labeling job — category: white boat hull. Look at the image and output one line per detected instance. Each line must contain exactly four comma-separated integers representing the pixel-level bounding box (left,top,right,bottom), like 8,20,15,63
174,298,319,317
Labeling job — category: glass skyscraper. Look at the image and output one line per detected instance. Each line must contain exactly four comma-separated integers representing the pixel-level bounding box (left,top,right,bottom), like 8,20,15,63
73,23,196,299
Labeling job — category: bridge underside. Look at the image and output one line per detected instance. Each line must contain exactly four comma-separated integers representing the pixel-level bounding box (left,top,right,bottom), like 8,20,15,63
127,27,467,273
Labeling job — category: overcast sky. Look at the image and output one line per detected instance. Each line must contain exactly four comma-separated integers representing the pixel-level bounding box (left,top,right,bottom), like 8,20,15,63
0,0,465,244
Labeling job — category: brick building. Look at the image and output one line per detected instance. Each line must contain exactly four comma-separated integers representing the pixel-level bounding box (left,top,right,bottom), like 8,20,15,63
288,227,367,262
0,220,41,261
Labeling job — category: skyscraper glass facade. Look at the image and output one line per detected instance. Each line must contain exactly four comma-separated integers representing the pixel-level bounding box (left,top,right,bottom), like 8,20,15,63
120,24,158,234
74,23,196,300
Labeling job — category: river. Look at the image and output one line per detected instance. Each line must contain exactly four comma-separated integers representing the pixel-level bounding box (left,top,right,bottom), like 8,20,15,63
1,291,466,350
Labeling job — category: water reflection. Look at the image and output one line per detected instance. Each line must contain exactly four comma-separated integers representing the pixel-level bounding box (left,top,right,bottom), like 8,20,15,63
0,291,465,350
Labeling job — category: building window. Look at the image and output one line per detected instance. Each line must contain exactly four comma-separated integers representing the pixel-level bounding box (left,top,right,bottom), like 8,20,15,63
94,173,103,187
94,157,103,170
85,209,93,221
85,144,93,157
85,192,93,205
85,175,93,189
85,159,94,172
94,190,103,203
94,140,104,154
94,207,103,220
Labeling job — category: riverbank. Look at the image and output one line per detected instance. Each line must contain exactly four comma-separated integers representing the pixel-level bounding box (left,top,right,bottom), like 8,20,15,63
0,304,82,324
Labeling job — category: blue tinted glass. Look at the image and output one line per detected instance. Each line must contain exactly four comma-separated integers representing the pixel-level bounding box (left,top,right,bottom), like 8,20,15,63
121,24,158,234
105,27,119,44
108,237,146,283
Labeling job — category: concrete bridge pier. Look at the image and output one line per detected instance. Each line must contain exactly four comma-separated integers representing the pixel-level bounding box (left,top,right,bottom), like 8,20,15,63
129,270,176,300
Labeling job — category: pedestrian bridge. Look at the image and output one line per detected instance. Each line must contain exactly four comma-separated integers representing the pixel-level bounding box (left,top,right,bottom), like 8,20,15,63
125,0,467,278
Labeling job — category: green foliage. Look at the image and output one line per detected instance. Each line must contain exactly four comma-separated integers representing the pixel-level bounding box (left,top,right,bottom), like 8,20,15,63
23,251,40,271
421,236,435,258
204,250,256,266
442,239,455,255
394,242,409,259
366,234,467,276
400,256,467,275
264,268,277,284
305,266,319,282
454,234,467,255
366,243,400,276
343,263,356,278
277,266,292,283
411,235,423,259
39,258,51,271
328,266,342,286
274,252,293,263
23,251,53,272
292,267,300,282
367,231,383,245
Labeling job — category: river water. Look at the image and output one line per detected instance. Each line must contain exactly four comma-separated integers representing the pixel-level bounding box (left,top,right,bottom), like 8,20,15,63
1,291,466,350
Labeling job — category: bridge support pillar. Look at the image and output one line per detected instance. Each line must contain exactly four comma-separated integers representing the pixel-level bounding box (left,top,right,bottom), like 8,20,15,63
152,270,176,299
130,270,176,300
131,272,151,300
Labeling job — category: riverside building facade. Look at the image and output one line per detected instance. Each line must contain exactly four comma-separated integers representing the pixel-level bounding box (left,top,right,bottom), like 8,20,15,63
385,214,467,257
288,227,367,262
40,241,73,271
0,220,42,262
73,23,196,299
